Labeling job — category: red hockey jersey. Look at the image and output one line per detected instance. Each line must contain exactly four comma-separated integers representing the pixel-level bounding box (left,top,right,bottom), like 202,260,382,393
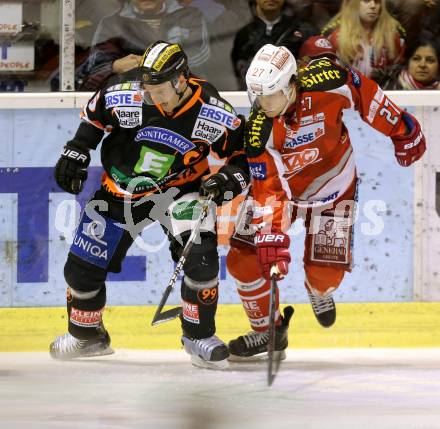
245,57,409,231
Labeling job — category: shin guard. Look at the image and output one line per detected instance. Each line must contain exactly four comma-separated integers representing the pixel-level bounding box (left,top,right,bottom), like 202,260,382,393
181,276,218,340
236,278,281,332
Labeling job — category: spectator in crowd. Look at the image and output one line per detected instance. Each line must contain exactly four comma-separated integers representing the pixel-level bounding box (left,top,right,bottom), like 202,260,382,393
377,32,440,90
74,0,123,48
231,0,317,90
79,0,211,91
388,0,440,54
322,0,406,79
179,0,248,89
285,0,342,29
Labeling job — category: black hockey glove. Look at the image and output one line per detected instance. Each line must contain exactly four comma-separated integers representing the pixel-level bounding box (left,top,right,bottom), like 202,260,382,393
200,165,249,205
54,142,91,194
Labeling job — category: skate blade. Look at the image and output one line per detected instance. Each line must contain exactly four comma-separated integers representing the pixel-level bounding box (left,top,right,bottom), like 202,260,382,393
228,350,286,363
190,354,229,370
79,346,115,358
50,346,114,361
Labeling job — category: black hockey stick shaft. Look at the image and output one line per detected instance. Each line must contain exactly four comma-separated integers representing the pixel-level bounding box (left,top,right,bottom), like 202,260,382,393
151,256,186,325
151,195,213,325
267,274,279,386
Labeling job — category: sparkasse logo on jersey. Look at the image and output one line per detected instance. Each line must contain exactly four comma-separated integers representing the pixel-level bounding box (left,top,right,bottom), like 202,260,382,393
198,104,241,130
284,121,325,149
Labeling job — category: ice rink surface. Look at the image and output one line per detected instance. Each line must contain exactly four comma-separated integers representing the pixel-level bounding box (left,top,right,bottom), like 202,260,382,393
1,349,440,429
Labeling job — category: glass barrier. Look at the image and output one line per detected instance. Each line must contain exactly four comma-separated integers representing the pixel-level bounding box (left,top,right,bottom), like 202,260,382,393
73,0,252,91
1,0,439,92
0,0,61,92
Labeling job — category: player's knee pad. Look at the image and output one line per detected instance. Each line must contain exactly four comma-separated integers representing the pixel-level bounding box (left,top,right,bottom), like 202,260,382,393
226,245,261,284
304,264,345,295
170,231,219,281
64,254,106,293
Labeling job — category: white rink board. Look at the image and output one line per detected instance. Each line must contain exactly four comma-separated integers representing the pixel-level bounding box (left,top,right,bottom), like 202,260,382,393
1,349,440,429
0,93,438,306
414,108,440,300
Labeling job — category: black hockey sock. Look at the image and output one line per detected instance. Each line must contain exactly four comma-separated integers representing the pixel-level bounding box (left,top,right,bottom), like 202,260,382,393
67,285,107,340
180,278,218,339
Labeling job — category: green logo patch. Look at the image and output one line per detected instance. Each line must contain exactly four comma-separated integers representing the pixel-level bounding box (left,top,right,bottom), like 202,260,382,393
134,146,175,178
171,200,202,220
110,166,159,192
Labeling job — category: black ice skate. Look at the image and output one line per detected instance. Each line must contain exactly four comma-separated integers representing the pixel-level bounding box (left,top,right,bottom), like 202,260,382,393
50,329,114,360
306,285,336,328
228,306,294,362
181,334,229,369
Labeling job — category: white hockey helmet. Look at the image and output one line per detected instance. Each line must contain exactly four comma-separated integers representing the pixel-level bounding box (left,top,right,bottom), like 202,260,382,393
246,44,297,105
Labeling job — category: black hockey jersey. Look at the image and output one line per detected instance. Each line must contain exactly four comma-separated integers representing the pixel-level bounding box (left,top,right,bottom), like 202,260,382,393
69,75,245,198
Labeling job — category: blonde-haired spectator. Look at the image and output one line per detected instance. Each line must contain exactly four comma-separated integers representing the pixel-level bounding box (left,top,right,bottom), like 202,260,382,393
322,0,406,79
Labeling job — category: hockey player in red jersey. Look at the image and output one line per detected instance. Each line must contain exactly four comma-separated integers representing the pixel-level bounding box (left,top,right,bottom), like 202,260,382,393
226,43,426,360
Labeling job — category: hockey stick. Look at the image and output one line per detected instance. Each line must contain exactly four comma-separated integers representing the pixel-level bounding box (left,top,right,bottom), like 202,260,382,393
151,195,214,326
267,270,281,386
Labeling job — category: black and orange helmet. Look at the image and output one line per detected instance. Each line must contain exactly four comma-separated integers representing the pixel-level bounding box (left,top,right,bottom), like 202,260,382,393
138,40,189,85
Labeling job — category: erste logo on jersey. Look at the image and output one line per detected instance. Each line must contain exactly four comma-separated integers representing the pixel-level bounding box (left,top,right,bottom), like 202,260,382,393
198,104,241,130
105,90,143,109
284,113,325,149
191,118,224,143
135,126,196,154
115,107,142,128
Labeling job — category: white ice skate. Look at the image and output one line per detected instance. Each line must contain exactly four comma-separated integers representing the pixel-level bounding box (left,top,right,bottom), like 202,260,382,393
181,335,229,369
50,331,114,360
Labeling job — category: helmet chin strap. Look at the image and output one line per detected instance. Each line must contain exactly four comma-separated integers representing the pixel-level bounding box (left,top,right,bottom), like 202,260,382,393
173,78,189,102
279,86,295,116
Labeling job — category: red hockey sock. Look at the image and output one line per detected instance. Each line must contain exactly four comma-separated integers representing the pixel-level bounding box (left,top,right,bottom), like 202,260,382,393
236,278,280,332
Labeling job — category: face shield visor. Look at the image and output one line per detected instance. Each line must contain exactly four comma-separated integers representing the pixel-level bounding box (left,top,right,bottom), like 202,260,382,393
247,85,294,117
141,78,180,105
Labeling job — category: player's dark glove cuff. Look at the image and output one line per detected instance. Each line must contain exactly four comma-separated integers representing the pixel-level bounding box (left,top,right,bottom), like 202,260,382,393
200,165,249,205
54,142,91,194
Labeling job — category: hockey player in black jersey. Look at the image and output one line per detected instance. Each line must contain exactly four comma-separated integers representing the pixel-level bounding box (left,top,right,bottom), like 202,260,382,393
50,41,249,369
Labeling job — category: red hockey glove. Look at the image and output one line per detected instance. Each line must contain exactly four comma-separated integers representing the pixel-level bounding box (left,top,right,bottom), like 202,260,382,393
255,232,291,280
392,112,426,167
